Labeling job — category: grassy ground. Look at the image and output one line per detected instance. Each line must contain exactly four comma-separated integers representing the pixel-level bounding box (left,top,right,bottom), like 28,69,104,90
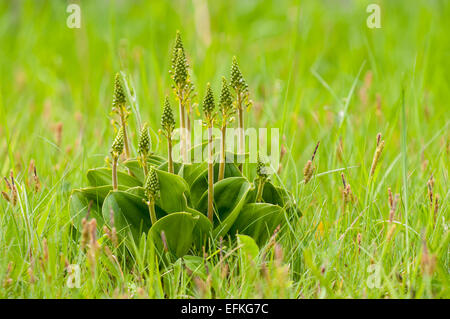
0,0,448,298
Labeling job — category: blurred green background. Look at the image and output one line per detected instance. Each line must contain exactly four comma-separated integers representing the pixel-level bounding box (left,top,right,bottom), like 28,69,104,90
1,0,449,182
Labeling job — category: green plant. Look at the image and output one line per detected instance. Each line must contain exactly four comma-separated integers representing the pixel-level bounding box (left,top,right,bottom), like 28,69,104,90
2,1,449,299
69,61,297,260
138,123,151,175
112,73,131,159
171,31,195,163
161,96,176,174
144,166,160,225
230,56,251,172
110,127,124,191
218,77,234,181
255,153,269,202
202,83,217,222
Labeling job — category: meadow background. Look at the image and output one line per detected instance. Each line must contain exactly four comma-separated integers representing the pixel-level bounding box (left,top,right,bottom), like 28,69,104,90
0,0,448,298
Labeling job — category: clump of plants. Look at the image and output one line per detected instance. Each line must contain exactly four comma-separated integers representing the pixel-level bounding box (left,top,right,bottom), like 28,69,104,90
69,32,299,259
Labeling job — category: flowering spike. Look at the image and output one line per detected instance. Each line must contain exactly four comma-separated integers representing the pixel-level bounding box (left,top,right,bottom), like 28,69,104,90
138,123,151,156
161,97,176,135
230,56,248,93
219,77,233,115
256,153,270,179
112,73,126,107
202,83,215,118
171,31,185,70
145,166,160,199
111,127,124,156
174,48,188,86
255,153,269,202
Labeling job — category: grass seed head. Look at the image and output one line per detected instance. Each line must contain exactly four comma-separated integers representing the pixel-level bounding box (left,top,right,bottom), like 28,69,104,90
311,141,320,161
32,164,41,193
7,171,18,206
138,123,151,156
1,191,10,203
386,224,397,241
304,142,319,184
388,187,394,209
303,160,313,184
427,174,434,207
389,192,400,222
161,96,176,135
434,194,439,222
370,134,385,177
81,217,90,250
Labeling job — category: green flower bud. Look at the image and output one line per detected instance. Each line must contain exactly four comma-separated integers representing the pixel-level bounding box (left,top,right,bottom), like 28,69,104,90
145,166,160,199
230,56,248,93
174,48,188,86
161,97,175,134
202,83,215,117
111,127,124,156
138,123,151,156
112,73,126,107
219,77,233,115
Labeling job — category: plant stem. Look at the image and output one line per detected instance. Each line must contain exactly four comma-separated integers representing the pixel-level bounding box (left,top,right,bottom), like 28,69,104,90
237,93,244,172
186,100,192,160
178,89,187,163
112,156,118,191
256,178,265,202
207,125,214,223
142,154,148,176
148,198,157,225
168,137,174,174
119,107,131,159
218,124,227,181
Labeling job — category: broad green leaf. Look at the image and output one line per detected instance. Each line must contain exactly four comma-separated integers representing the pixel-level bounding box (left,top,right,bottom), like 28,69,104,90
190,163,242,208
157,161,183,174
154,169,191,213
125,186,167,220
247,181,283,206
69,185,120,230
123,155,167,182
247,182,301,216
149,212,199,258
237,234,260,261
185,207,213,248
230,203,285,246
125,186,145,198
122,169,191,214
178,162,208,186
87,168,141,188
102,190,151,243
197,177,253,238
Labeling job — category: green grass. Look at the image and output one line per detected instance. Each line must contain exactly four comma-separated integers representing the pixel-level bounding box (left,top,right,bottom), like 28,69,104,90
0,0,448,298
